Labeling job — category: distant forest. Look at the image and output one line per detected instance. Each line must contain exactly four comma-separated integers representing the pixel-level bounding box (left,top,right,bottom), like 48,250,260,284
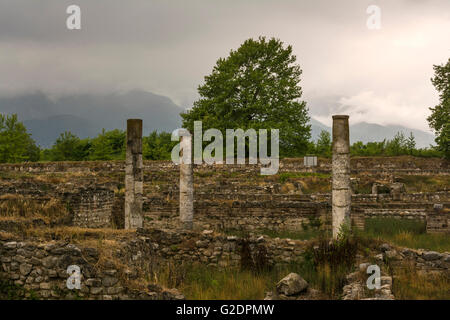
0,113,443,164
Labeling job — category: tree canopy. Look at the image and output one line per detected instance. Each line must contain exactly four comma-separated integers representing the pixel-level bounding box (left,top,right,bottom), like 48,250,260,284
0,114,39,163
428,58,450,159
181,37,311,157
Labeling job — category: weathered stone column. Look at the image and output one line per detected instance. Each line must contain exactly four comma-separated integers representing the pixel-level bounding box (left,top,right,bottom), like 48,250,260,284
332,115,351,239
179,130,194,230
125,119,143,229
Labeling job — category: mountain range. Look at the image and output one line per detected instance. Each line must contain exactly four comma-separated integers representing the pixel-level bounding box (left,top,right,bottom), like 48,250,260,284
0,91,435,148
0,91,183,148
309,118,435,148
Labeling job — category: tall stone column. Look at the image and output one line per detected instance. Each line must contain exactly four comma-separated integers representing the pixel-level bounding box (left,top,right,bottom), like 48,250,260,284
125,119,143,229
179,130,194,230
332,115,351,239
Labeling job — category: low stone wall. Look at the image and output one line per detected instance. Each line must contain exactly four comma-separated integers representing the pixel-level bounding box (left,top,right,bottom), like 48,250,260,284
0,157,447,175
144,200,328,232
393,247,450,273
0,228,308,299
136,228,307,268
364,209,428,221
0,237,183,300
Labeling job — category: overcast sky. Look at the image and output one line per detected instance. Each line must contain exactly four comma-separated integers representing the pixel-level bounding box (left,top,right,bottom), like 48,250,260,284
0,0,449,132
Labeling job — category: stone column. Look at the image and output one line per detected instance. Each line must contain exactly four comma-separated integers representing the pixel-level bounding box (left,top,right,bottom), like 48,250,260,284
332,115,351,239
125,119,143,229
179,131,194,230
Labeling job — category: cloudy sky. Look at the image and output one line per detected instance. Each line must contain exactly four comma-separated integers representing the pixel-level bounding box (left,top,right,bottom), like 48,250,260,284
0,0,449,132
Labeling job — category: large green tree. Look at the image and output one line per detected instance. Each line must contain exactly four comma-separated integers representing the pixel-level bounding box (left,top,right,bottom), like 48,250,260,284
181,37,311,157
0,114,39,163
427,58,450,159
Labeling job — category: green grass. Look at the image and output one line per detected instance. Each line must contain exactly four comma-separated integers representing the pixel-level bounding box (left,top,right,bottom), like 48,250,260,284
365,218,426,235
278,172,330,184
155,258,348,300
362,218,450,252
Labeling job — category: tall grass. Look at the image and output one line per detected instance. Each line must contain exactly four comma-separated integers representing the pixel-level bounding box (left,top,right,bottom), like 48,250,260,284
0,194,68,222
303,229,359,298
153,261,324,300
153,230,359,300
363,218,450,251
392,263,450,300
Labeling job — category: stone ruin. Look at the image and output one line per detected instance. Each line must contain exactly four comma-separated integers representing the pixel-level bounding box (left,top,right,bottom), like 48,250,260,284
0,117,449,300
0,117,448,234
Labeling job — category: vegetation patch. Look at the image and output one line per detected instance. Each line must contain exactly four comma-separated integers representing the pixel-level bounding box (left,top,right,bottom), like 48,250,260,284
399,175,450,192
391,262,450,300
363,217,450,251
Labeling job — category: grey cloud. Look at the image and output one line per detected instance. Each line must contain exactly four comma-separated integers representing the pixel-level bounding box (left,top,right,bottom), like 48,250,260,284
0,0,449,130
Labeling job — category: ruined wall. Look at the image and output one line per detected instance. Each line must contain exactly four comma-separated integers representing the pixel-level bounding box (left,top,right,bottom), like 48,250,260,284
0,238,183,300
0,183,115,229
0,228,308,300
65,188,114,228
144,198,328,231
136,228,307,268
0,158,448,232
0,156,447,175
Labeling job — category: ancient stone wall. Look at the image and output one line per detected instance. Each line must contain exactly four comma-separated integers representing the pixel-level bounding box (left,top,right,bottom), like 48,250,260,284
0,184,115,229
0,228,308,299
0,156,447,175
0,159,448,232
0,237,183,300
144,199,328,231
136,228,307,268
426,211,450,234
65,188,114,228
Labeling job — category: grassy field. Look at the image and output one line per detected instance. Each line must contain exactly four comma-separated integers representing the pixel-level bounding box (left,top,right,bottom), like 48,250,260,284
362,218,450,252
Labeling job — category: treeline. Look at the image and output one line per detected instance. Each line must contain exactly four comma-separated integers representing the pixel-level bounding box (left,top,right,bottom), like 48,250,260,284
40,130,177,162
0,114,444,163
307,130,443,158
0,114,176,163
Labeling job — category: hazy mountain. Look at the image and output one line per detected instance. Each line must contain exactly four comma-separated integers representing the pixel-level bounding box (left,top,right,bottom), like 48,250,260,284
0,91,436,149
23,115,97,148
309,119,436,148
310,118,331,141
0,90,183,148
